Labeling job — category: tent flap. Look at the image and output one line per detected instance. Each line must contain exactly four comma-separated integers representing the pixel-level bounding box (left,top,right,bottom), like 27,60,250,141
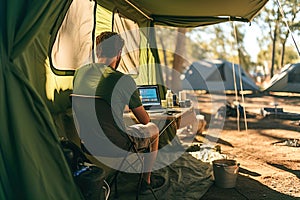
0,0,83,199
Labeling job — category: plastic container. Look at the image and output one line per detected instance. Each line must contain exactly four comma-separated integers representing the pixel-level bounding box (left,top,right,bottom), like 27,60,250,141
212,159,239,188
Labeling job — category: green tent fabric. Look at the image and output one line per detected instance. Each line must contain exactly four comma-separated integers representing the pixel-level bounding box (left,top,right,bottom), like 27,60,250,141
0,0,82,199
49,2,164,86
98,0,269,27
95,6,163,86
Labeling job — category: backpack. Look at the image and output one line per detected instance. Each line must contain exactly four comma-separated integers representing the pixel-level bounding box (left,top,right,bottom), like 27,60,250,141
60,137,107,200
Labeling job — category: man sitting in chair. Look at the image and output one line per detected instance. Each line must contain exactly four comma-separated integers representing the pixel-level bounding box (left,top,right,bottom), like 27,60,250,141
73,31,164,194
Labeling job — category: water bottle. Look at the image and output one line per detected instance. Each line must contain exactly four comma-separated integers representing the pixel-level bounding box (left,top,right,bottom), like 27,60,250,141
166,90,173,108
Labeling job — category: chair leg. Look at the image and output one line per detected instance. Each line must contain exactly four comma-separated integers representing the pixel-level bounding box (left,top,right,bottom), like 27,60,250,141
115,173,118,198
135,153,144,200
114,172,120,199
136,173,143,200
108,172,119,199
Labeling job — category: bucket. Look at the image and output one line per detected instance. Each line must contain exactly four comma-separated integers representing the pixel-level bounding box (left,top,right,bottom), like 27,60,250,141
212,159,239,188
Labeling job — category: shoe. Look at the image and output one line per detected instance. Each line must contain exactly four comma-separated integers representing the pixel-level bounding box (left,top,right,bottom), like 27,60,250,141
140,174,166,195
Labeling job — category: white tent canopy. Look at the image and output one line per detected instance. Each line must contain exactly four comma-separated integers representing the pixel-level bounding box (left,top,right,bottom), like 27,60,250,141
182,59,259,92
264,63,300,93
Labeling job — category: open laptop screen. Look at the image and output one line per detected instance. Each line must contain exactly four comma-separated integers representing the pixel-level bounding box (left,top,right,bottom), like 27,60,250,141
137,85,161,110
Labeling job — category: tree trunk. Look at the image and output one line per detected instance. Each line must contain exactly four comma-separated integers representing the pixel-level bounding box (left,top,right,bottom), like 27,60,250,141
234,26,245,69
280,25,291,68
280,41,286,68
172,28,187,92
270,9,280,77
270,28,277,77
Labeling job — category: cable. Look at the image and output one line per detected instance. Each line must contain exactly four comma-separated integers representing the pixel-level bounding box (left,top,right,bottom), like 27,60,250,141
103,179,111,200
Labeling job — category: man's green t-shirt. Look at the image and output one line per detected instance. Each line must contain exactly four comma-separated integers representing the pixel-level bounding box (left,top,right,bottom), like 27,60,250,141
73,63,142,132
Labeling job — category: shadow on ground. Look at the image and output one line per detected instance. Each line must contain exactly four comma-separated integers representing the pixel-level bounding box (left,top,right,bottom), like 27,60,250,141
267,161,300,179
201,174,297,200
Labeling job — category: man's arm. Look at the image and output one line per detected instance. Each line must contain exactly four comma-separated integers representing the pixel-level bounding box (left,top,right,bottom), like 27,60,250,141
131,106,150,125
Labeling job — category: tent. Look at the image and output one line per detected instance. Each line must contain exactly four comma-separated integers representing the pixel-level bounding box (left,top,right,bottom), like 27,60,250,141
264,63,300,93
182,59,259,92
0,0,268,199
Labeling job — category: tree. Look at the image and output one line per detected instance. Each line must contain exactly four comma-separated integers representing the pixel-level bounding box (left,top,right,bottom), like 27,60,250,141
187,26,217,59
155,26,178,67
255,0,300,77
172,27,187,92
155,26,178,86
234,23,253,71
277,0,300,67
189,24,239,61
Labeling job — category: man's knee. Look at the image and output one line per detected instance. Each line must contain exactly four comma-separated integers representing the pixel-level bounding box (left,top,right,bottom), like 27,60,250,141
147,122,159,135
147,122,159,136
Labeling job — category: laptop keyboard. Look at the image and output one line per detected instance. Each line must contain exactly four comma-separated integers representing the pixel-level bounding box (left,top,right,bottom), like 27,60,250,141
147,109,167,113
147,108,181,114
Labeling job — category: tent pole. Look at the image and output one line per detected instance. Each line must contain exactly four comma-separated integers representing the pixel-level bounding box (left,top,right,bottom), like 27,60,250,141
233,21,248,132
124,0,153,21
231,21,248,132
229,21,240,132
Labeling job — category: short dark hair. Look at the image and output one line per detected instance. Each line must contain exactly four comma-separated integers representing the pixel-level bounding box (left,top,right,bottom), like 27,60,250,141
96,32,124,58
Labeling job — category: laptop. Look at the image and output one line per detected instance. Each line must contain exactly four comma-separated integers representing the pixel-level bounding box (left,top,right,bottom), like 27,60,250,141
137,85,165,113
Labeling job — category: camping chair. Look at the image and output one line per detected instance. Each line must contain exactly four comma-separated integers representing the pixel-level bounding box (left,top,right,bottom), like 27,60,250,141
70,94,153,200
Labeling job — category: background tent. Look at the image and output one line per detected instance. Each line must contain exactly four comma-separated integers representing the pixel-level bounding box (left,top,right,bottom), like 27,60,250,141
264,63,300,93
182,59,259,92
1,0,268,199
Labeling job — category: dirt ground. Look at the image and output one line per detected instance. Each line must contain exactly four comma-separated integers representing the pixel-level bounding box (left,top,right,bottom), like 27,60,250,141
193,92,300,200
